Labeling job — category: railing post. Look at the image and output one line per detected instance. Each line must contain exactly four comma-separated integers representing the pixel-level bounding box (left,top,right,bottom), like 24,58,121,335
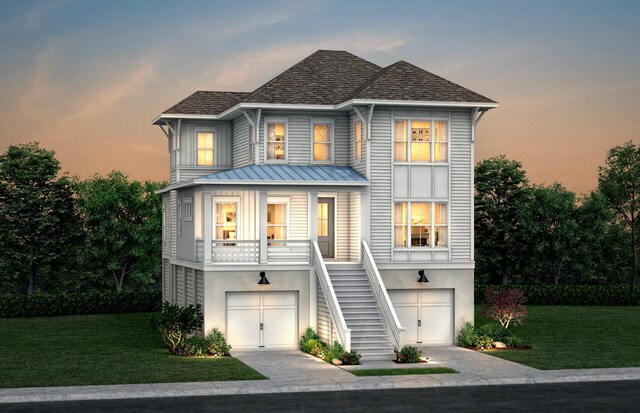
259,191,268,264
203,192,212,264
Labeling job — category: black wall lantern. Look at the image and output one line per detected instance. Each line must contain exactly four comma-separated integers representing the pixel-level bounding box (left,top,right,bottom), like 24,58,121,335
417,269,429,283
258,271,270,285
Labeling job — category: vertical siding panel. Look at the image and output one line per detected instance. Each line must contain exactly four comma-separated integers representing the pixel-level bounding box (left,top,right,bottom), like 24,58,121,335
176,266,185,306
349,192,361,261
336,192,350,260
196,270,204,307
186,268,195,305
369,109,392,262
333,114,349,166
233,115,251,167
450,109,472,261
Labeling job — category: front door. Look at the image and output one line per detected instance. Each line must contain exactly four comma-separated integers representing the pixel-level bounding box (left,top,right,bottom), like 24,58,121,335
317,197,335,258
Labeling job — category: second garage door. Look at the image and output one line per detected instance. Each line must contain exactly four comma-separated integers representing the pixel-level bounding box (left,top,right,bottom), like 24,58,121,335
226,291,298,349
389,289,453,345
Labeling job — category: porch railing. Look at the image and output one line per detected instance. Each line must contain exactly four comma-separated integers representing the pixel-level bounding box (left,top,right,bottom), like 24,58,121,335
362,240,404,351
195,240,204,262
312,241,351,352
267,239,310,263
211,240,260,263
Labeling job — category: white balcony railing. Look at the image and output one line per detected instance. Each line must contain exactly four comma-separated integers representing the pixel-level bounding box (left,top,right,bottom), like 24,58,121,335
194,239,311,264
212,240,260,263
267,239,310,263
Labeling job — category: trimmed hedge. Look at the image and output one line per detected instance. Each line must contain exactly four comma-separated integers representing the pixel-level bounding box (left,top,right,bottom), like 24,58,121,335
475,284,640,306
0,290,161,318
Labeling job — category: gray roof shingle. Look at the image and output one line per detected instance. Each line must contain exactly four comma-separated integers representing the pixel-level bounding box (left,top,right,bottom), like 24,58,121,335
163,91,250,115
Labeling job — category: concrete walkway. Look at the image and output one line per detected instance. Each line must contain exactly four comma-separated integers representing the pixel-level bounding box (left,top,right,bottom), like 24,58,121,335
2,347,640,404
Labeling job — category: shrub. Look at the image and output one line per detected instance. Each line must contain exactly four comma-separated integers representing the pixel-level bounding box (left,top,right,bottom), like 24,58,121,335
175,336,209,357
481,287,527,328
299,327,320,350
504,334,523,348
396,345,423,363
476,335,494,349
0,290,160,318
339,351,361,365
324,340,344,362
476,323,512,343
206,328,232,356
150,302,203,353
457,322,478,347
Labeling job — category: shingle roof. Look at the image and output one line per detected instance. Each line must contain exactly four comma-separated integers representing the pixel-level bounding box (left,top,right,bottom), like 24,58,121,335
197,165,367,185
163,91,250,115
242,50,381,105
350,61,495,103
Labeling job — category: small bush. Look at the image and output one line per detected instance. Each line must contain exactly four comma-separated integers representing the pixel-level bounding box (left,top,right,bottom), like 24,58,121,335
150,302,203,353
476,323,512,343
324,340,344,362
174,336,209,357
299,327,320,350
339,351,361,365
396,345,423,363
504,334,523,348
206,328,232,356
457,322,478,347
476,335,494,349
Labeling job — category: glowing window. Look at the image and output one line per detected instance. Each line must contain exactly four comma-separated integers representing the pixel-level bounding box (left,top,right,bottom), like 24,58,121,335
215,202,237,241
318,202,329,237
197,132,215,166
354,120,363,161
313,123,332,162
410,121,431,162
434,121,447,162
267,123,286,160
394,203,408,247
267,203,287,240
394,120,407,161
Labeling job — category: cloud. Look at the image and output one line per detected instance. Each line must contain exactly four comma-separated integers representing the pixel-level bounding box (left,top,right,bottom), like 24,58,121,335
23,0,75,30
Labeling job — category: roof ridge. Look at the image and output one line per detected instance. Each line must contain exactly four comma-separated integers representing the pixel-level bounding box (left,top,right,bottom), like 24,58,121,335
347,61,404,100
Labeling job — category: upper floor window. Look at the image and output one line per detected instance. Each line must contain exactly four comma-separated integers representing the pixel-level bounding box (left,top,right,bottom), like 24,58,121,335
394,201,448,248
394,120,447,163
266,122,286,161
267,201,288,240
197,132,215,166
215,202,237,242
354,120,363,161
312,121,333,162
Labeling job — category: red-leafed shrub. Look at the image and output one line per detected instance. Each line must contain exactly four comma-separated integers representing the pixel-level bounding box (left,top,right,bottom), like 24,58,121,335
481,287,528,328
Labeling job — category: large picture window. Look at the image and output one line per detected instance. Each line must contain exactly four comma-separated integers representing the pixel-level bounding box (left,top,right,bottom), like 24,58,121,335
394,120,447,163
394,202,448,248
312,122,333,162
267,202,288,240
266,122,286,161
215,202,237,242
197,132,215,166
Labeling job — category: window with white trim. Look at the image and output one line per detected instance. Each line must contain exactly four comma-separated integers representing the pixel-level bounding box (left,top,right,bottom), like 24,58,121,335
267,201,288,240
183,198,193,221
354,120,363,161
394,120,448,163
312,122,333,162
197,132,215,166
266,122,286,161
215,202,237,242
394,202,448,248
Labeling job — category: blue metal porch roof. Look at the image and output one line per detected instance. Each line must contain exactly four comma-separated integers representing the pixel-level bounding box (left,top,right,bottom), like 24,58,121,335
198,165,368,184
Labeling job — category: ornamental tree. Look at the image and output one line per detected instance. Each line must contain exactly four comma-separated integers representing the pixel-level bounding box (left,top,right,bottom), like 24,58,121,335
481,287,527,329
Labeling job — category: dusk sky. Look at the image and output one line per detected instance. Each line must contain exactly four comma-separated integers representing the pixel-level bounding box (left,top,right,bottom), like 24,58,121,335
1,0,639,194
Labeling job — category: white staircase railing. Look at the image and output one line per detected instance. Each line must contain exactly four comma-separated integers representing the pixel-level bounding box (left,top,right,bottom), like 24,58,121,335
311,241,351,352
361,240,404,351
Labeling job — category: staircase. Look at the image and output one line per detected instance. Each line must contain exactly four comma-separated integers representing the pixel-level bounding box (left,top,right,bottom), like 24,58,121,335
325,263,396,360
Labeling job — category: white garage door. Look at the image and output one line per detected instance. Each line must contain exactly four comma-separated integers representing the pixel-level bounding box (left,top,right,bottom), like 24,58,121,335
226,291,298,349
389,289,453,345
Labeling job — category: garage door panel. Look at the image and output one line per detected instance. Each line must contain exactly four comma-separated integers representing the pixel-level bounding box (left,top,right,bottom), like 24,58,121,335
421,305,452,344
389,290,419,304
227,292,260,307
263,308,297,347
226,308,260,348
420,290,451,305
395,306,419,343
263,291,297,307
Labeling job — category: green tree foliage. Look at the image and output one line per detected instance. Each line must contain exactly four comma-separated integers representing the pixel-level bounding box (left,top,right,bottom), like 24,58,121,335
475,156,531,285
598,141,640,286
77,172,164,292
0,143,83,294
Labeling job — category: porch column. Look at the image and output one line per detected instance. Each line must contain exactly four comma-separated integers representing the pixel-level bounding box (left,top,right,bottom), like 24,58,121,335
259,190,268,264
360,189,371,244
203,191,213,264
308,191,318,330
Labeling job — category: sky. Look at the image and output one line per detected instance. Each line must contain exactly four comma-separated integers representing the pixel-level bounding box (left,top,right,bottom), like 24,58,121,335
1,0,639,195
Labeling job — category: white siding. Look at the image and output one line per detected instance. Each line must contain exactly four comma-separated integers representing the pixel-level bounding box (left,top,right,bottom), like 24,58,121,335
162,194,170,257
336,192,350,261
349,192,361,261
450,109,473,261
369,109,392,262
176,266,185,306
162,259,170,302
317,280,338,344
211,190,258,240
349,111,367,177
288,192,308,240
170,190,177,259
233,115,252,168
195,270,204,307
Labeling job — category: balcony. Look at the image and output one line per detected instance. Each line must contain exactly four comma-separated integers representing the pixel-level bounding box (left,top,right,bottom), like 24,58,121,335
195,239,310,264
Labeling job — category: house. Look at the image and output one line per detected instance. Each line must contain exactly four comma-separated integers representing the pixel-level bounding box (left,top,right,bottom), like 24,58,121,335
154,50,497,359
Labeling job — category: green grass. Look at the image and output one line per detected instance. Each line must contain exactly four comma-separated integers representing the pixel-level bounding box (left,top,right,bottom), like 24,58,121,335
0,313,266,388
475,305,640,370
350,367,457,377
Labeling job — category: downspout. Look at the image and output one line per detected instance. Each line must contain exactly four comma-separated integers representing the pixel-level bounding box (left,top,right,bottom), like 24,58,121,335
366,104,374,180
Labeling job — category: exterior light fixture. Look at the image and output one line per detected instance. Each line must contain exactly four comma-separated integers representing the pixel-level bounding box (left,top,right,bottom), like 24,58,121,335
417,270,429,283
258,271,270,285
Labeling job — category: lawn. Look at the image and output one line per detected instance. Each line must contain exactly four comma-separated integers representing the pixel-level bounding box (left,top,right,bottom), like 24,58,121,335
1,313,265,388
474,305,640,370
350,367,457,377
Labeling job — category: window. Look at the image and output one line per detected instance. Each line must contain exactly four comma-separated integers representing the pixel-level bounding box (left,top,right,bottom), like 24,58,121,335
312,122,333,162
267,202,287,240
394,201,448,248
215,202,237,242
183,198,193,221
318,202,329,237
266,122,286,161
394,120,448,163
354,120,363,161
197,132,215,166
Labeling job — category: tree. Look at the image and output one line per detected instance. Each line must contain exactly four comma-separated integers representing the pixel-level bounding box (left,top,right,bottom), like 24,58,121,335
598,141,640,286
481,287,527,329
0,143,82,294
475,156,531,285
77,172,163,292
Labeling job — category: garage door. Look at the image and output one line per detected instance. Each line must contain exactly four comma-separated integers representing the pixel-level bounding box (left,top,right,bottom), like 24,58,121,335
226,292,298,349
389,289,453,345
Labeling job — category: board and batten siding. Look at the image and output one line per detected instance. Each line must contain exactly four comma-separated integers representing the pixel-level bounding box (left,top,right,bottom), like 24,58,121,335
258,111,350,165
449,109,473,261
211,190,258,240
232,115,252,168
369,109,393,262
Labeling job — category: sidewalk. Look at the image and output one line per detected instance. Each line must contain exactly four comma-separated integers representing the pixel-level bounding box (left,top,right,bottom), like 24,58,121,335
2,347,640,404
